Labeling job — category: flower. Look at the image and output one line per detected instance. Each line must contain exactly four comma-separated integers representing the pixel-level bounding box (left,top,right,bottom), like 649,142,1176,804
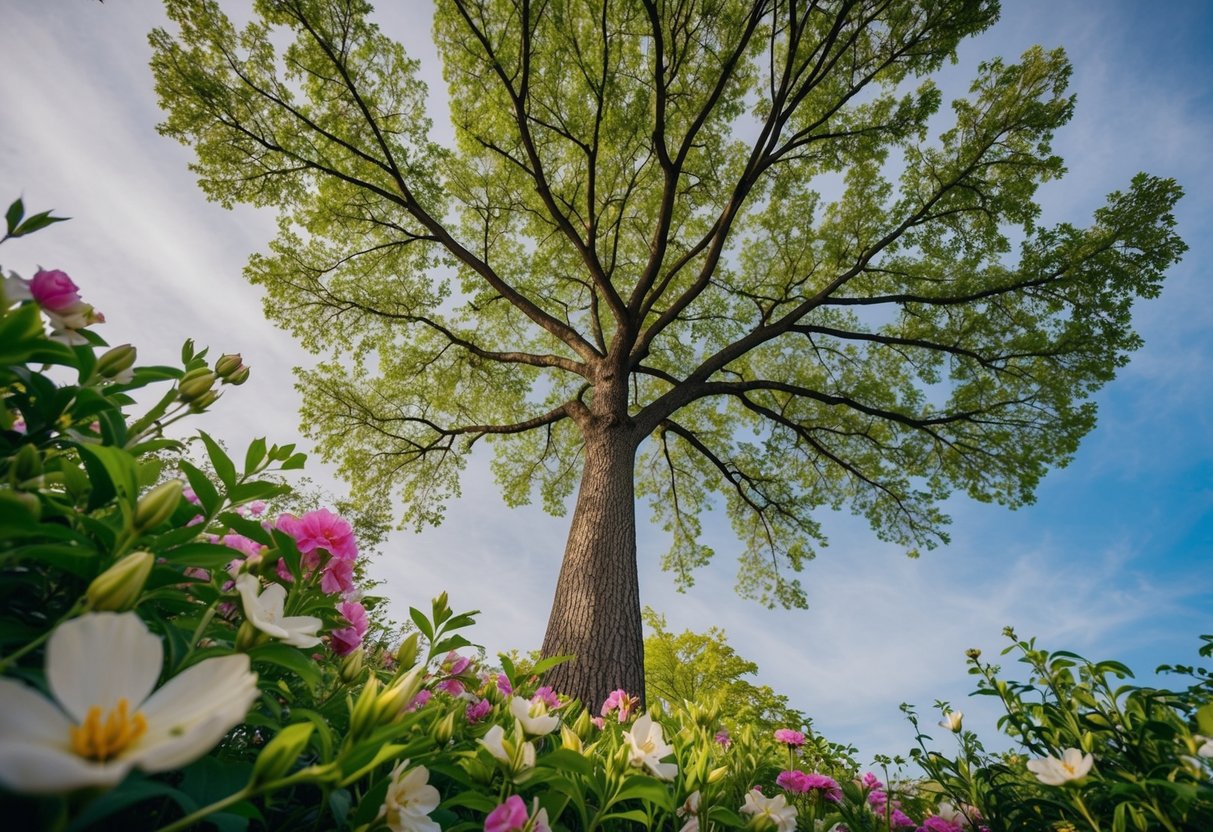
377,760,440,832
509,695,560,736
1195,734,1213,758
622,712,677,780
532,686,560,710
28,269,82,312
480,724,536,772
938,711,964,733
236,573,323,648
0,612,257,792
601,688,639,721
774,728,805,747
919,815,965,832
714,728,732,748
776,770,841,801
466,698,492,724
496,673,513,696
935,801,981,828
1026,747,1094,785
677,790,701,832
330,599,369,656
740,789,797,832
277,508,357,561
484,794,549,832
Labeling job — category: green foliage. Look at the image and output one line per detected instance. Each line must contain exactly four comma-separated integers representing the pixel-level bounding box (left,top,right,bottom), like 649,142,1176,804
149,0,1188,613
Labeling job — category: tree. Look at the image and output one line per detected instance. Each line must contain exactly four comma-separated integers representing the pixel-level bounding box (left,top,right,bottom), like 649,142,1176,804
643,609,803,732
150,0,1185,708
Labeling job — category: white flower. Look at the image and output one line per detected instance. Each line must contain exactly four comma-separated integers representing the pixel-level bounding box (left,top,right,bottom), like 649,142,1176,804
938,711,964,732
1196,734,1213,758
236,573,323,648
377,760,440,832
740,788,798,832
622,712,678,780
479,724,535,772
678,790,701,832
1026,747,1094,785
936,801,980,827
509,695,559,736
0,612,257,793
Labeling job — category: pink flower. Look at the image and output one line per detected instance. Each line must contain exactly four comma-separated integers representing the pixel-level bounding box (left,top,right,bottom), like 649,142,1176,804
496,674,513,696
437,679,466,697
220,533,262,560
183,487,201,505
484,795,528,832
406,690,432,712
320,556,355,594
890,809,915,828
715,729,732,748
532,686,560,710
442,652,472,676
590,716,605,730
277,508,357,561
601,689,638,722
774,728,805,747
28,269,81,312
919,817,964,832
861,772,884,791
183,567,210,582
776,771,841,802
331,600,369,656
246,500,267,516
466,698,492,724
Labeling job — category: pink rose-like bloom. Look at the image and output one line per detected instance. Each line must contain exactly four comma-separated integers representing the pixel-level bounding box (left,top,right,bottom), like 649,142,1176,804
484,795,528,832
331,600,369,656
777,771,842,802
861,772,884,791
321,556,355,594
890,809,915,828
497,674,513,696
532,686,560,710
715,729,732,748
466,698,492,724
919,817,964,832
277,508,357,561
28,269,81,312
774,728,806,747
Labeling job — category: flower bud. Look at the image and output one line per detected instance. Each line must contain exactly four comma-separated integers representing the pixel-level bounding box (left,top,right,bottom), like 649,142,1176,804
339,648,365,684
965,648,982,661
177,369,217,402
10,443,43,487
571,708,593,741
707,765,729,784
236,619,261,652
133,479,183,531
560,723,583,754
394,632,420,671
187,389,221,413
348,676,382,739
376,666,425,724
95,344,137,379
251,722,315,786
85,551,153,611
214,353,245,379
226,365,250,385
433,710,457,744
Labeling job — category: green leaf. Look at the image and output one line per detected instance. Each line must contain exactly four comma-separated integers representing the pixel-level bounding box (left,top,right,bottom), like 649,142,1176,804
161,541,245,569
5,197,24,232
244,437,267,475
76,443,139,510
248,642,322,690
612,774,675,811
408,606,434,640
199,430,238,490
180,459,221,515
68,775,198,832
1196,703,1213,737
13,209,69,236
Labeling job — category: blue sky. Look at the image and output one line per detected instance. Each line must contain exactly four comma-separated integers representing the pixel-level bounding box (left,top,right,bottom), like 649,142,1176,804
1,1,1210,764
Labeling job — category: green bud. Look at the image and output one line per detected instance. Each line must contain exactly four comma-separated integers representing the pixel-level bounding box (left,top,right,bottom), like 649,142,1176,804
560,723,582,753
214,353,245,378
433,710,457,744
225,365,250,385
376,666,425,724
348,676,382,739
236,619,261,652
10,443,43,487
95,344,137,379
339,648,365,684
394,632,420,671
133,479,183,531
571,708,593,741
187,389,221,413
707,765,729,784
251,722,314,786
177,369,217,402
85,551,153,611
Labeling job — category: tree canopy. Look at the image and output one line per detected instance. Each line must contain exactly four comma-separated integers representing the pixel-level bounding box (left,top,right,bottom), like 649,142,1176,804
151,0,1185,704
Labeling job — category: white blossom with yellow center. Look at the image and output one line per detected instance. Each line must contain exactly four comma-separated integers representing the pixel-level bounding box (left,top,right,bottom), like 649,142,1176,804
1026,747,1095,785
622,712,678,780
0,612,258,793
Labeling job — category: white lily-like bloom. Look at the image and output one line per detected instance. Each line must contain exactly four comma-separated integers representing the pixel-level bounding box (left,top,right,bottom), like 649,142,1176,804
377,760,441,832
509,695,559,736
0,612,257,793
479,724,535,772
1195,734,1213,758
677,789,701,832
623,712,678,780
740,788,798,832
938,711,964,732
1026,747,1094,785
236,573,322,648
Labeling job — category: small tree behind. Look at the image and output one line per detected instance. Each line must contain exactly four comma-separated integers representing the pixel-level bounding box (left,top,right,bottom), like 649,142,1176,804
151,0,1186,707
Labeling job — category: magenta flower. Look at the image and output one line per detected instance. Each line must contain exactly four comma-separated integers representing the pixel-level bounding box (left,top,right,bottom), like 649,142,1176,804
183,487,201,506
437,679,467,697
441,651,472,676
28,269,81,312
277,509,357,561
484,795,528,832
590,716,605,730
715,728,732,748
773,728,805,747
219,533,263,560
330,600,369,656
919,816,964,832
776,771,841,802
320,556,355,594
466,698,492,724
532,686,560,710
406,690,433,712
890,808,915,828
861,772,884,790
497,674,513,696
600,688,638,721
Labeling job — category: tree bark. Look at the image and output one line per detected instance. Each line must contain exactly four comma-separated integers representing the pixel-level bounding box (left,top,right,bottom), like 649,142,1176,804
540,423,645,710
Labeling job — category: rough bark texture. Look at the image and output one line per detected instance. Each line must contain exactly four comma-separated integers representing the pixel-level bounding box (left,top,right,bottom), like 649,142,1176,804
540,424,645,709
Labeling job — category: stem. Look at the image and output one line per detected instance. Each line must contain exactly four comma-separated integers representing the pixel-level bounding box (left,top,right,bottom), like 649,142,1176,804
1072,793,1102,832
154,787,251,832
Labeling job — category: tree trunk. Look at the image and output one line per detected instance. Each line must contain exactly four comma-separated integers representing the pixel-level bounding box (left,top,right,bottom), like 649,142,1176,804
540,423,645,710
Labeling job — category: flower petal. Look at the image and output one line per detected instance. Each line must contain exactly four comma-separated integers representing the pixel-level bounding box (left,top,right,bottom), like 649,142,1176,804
279,615,323,648
0,741,134,793
0,678,73,747
46,612,162,722
134,654,258,772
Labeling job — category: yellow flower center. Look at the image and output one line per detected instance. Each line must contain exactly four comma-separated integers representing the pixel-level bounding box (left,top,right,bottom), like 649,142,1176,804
69,698,147,761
